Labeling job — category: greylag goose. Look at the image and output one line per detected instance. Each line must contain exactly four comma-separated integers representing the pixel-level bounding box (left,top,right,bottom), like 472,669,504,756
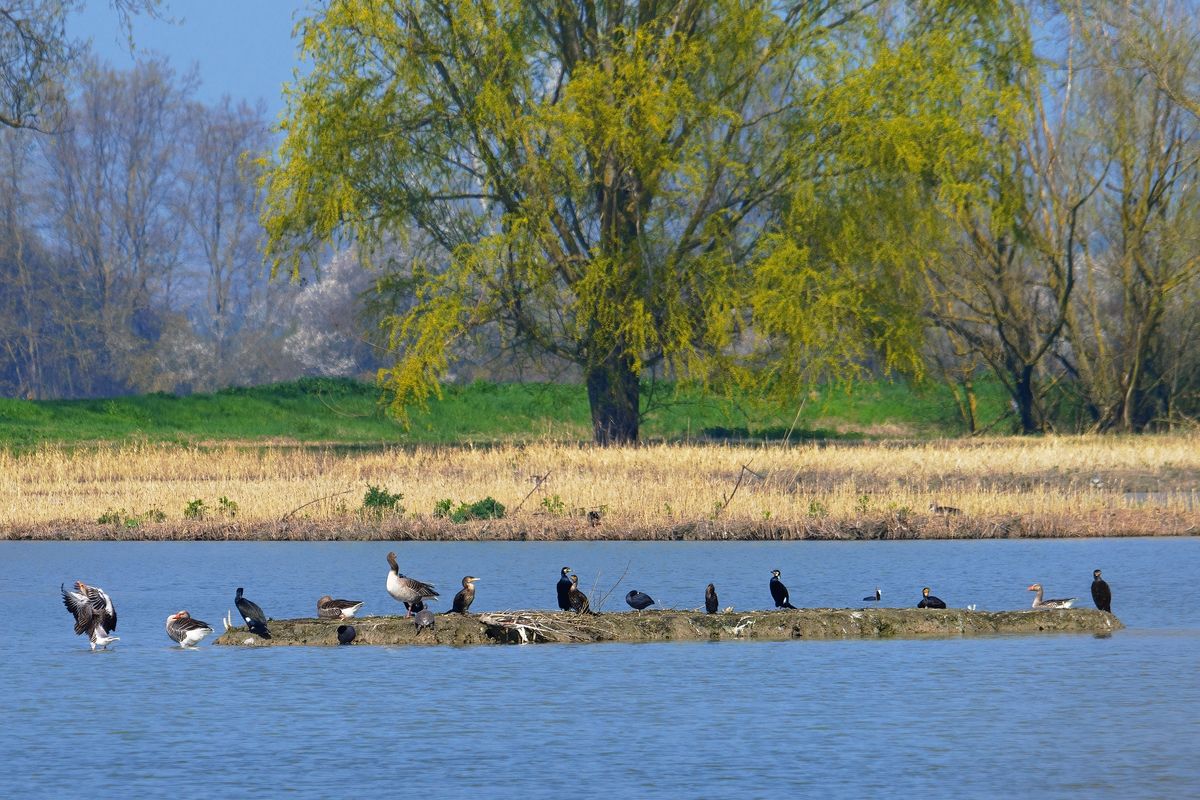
61,581,118,650
556,566,573,610
1091,569,1112,613
165,610,214,647
450,576,478,614
705,583,718,614
625,590,655,611
917,587,947,609
317,595,364,620
770,570,797,609
385,552,438,615
1028,583,1075,609
235,587,271,638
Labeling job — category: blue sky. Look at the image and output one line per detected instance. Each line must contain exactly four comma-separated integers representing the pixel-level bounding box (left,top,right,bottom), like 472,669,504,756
69,0,312,121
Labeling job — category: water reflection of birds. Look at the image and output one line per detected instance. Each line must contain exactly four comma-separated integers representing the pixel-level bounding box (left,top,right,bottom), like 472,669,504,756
336,624,356,645
917,587,946,609
705,584,718,614
451,576,479,614
625,590,655,611
1091,569,1112,613
770,570,797,609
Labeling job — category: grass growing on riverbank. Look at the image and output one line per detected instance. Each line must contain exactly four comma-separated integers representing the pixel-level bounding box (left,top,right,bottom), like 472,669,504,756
0,376,1011,448
2,436,1196,540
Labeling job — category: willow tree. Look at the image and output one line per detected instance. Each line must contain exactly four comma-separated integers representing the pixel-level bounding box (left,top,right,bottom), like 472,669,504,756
263,0,1029,443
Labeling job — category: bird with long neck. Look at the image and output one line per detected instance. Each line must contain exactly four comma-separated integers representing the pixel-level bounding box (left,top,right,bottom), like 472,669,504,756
1091,569,1112,613
556,566,573,611
61,581,119,650
386,551,438,616
567,574,593,614
451,576,479,614
1027,583,1076,609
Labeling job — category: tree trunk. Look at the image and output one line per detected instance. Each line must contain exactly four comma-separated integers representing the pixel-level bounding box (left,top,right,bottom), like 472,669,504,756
1013,364,1038,434
585,353,640,445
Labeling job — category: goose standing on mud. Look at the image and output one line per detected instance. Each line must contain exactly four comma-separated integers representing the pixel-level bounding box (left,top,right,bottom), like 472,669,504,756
769,570,797,609
568,574,593,614
450,576,479,614
1091,569,1112,613
61,581,118,650
556,567,573,611
863,588,881,602
625,590,655,611
705,584,718,614
385,552,438,616
317,595,364,620
165,610,214,648
235,587,271,638
917,587,946,609
1027,583,1076,609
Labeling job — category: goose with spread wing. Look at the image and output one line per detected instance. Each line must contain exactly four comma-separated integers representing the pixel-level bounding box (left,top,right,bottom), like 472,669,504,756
61,581,118,650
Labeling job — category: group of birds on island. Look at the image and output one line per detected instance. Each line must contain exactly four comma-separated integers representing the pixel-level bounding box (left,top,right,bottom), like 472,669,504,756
59,552,1115,649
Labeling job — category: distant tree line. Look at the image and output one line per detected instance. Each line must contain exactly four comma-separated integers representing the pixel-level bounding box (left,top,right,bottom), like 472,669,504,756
0,57,385,398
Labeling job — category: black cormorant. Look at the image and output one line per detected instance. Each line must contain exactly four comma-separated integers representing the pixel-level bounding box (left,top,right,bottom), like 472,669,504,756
451,576,478,613
336,624,356,645
625,590,655,611
317,595,364,619
568,574,592,614
235,587,271,638
1091,569,1112,613
404,598,425,615
557,566,573,611
917,587,946,609
705,583,718,614
769,570,797,609
863,588,881,602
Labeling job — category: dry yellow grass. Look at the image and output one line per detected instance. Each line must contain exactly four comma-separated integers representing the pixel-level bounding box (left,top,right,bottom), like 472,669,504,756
1,436,1197,539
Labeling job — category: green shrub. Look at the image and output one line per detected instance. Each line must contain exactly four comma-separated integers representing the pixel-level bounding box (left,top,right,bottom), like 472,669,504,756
217,496,239,518
540,494,566,515
98,508,126,525
435,496,506,523
184,498,207,520
433,498,454,518
362,485,404,516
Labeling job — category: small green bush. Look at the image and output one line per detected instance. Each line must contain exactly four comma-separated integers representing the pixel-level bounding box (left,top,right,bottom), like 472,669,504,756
540,494,566,515
184,498,207,520
98,508,126,525
433,498,455,518
362,485,404,516
218,496,239,518
435,496,506,523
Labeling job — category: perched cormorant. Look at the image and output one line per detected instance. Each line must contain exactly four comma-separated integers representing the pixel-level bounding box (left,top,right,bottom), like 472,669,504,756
917,587,946,609
450,576,479,614
863,587,881,602
235,587,271,638
317,595,364,620
1091,569,1112,613
705,583,718,614
414,607,435,633
336,624,356,645
1027,583,1076,609
625,590,655,611
61,581,118,650
165,610,213,648
929,502,962,515
385,552,438,615
567,574,592,614
404,598,426,615
557,566,573,611
769,570,796,609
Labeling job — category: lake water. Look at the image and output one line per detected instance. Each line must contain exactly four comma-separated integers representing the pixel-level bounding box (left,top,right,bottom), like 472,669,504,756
2,537,1197,798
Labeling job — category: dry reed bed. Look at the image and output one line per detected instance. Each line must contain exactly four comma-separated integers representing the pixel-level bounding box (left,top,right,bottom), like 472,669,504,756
1,437,1198,540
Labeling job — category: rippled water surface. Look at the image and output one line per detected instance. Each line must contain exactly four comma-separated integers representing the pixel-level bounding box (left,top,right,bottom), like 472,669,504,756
3,538,1197,798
